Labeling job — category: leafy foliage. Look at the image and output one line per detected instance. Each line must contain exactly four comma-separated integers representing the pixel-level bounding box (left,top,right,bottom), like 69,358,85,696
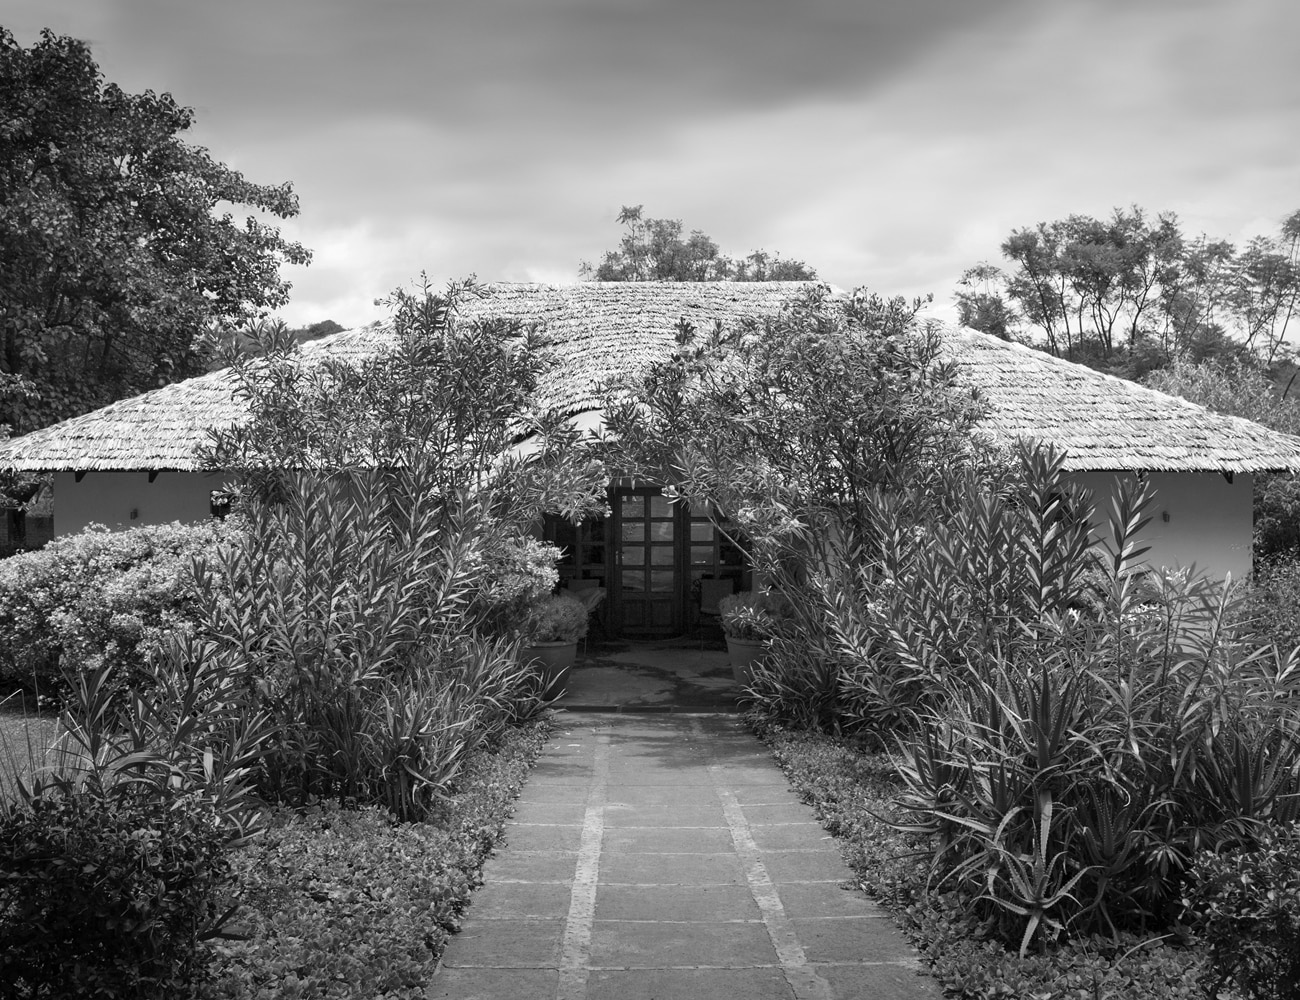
0,519,239,704
0,788,232,1000
886,468,1300,952
1243,557,1300,653
202,719,550,1000
605,282,986,565
963,206,1300,372
606,283,991,731
204,277,606,532
194,278,604,819
0,28,310,432
755,718,1211,1000
1184,823,1300,1000
580,205,817,282
522,594,588,644
718,591,789,641
0,627,275,998
470,534,562,638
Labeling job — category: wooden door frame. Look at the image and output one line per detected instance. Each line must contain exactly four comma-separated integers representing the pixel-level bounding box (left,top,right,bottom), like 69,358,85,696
607,486,687,639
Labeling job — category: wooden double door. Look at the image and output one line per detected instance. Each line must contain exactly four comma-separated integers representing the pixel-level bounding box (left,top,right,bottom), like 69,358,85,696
545,486,747,639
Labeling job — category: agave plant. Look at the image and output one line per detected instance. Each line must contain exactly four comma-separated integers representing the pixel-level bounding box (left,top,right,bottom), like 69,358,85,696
981,791,1092,958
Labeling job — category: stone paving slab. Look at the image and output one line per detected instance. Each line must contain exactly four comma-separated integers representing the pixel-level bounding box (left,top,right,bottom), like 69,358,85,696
430,713,942,999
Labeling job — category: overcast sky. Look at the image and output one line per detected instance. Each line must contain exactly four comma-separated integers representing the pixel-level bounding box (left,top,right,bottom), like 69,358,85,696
7,0,1299,330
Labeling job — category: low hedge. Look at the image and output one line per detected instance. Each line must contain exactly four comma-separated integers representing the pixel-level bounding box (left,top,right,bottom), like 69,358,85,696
0,787,233,1000
0,519,237,704
201,717,551,1000
749,715,1210,1000
1184,823,1300,1000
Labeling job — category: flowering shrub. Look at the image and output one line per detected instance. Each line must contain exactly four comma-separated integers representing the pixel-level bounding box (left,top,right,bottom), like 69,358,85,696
523,594,588,643
469,534,560,637
0,518,239,703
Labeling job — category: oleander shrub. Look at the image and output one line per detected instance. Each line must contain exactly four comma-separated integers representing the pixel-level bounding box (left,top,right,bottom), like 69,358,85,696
187,473,548,822
719,590,790,641
756,717,1212,1000
745,441,1094,735
1184,824,1300,1000
0,518,238,704
191,278,603,819
890,474,1300,954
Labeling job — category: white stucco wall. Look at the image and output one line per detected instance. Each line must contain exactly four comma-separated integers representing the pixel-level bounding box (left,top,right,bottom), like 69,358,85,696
1067,471,1254,582
52,471,227,536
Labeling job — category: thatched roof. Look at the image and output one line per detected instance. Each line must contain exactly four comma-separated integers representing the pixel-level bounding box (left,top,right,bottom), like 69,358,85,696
945,331,1300,473
4,281,1300,474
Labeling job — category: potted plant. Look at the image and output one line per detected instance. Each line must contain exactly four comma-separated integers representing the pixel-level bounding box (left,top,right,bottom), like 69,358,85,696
520,593,589,697
719,591,785,686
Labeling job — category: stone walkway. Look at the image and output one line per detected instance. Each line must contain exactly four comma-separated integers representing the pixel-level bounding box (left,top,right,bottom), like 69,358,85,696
429,713,941,1000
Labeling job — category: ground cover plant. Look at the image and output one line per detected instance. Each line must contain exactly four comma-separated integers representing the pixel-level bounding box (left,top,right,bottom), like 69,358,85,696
200,717,550,1000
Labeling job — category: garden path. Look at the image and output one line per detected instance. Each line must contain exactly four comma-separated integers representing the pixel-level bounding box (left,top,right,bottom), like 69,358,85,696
428,713,941,1000
557,643,739,712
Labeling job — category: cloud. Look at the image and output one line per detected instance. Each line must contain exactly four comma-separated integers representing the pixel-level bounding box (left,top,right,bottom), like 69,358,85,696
6,0,1299,331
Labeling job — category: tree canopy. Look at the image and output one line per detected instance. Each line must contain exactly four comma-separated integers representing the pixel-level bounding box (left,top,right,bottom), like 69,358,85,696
0,28,311,433
580,205,817,282
958,206,1300,374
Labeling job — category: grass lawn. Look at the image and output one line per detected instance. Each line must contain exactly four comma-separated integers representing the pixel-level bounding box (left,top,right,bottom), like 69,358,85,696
749,714,1213,1000
0,693,61,799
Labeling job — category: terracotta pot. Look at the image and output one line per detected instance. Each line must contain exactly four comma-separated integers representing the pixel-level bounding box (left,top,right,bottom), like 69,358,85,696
521,640,578,698
725,635,768,687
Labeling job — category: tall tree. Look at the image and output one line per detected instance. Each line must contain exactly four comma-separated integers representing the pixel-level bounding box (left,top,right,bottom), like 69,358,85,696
580,205,816,282
1232,212,1300,364
0,28,311,433
955,263,1019,340
998,206,1183,362
973,206,1300,372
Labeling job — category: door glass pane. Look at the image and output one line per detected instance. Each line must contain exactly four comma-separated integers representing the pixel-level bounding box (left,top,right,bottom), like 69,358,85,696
649,570,674,593
690,522,714,542
649,495,671,518
621,544,644,566
691,545,714,566
620,521,645,542
621,496,645,518
622,570,645,591
719,537,744,565
650,546,674,566
650,521,673,542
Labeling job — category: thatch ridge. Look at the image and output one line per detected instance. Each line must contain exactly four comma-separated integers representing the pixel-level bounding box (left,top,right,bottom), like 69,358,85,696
3,281,1300,474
